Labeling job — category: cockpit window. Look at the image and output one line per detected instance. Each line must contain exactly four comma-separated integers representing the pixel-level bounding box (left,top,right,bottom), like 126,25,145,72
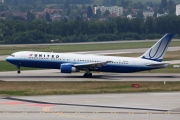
10,54,15,57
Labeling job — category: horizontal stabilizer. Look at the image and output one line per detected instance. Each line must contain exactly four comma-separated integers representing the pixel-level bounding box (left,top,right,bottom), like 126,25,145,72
146,62,169,67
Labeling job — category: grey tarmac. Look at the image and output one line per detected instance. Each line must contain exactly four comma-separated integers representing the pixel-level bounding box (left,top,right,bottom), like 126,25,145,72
0,92,180,120
0,70,180,120
0,69,180,81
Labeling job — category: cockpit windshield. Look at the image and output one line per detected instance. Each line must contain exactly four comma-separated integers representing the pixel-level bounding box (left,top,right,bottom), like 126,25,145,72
10,54,15,57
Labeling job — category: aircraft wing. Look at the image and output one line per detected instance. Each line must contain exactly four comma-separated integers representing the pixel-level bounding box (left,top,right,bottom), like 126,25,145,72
146,62,169,67
74,61,112,68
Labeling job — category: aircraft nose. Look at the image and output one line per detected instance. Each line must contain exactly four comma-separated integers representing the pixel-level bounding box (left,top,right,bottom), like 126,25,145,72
6,56,13,62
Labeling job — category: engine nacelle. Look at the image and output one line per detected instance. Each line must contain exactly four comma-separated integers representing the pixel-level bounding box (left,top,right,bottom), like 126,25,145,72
60,64,79,73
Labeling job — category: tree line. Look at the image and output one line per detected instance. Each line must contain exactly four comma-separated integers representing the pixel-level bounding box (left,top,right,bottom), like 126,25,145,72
0,15,180,44
4,0,93,5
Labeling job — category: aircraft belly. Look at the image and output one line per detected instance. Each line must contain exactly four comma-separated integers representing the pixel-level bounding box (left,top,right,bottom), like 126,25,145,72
97,65,151,73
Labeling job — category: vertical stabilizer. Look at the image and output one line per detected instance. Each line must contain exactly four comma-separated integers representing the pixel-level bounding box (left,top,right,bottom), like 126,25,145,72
140,33,174,62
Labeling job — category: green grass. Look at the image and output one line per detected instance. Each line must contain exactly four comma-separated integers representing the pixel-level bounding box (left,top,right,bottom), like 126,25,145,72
0,81,180,96
1,40,180,55
0,61,39,72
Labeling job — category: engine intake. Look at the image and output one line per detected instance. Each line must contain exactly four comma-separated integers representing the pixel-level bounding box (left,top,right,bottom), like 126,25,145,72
60,64,79,73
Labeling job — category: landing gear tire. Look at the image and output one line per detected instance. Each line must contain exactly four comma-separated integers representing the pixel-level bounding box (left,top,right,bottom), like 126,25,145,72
17,71,21,74
83,73,92,78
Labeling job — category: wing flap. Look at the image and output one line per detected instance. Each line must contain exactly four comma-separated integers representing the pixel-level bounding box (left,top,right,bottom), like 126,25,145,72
74,61,112,68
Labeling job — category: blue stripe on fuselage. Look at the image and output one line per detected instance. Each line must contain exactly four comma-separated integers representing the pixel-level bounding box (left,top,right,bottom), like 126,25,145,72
7,58,154,73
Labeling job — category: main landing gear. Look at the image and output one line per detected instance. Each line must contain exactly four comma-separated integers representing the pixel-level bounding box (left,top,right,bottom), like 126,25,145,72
83,69,92,78
83,73,92,78
17,66,21,74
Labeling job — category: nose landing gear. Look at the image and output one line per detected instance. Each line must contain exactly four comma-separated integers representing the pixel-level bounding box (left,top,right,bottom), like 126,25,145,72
17,66,21,74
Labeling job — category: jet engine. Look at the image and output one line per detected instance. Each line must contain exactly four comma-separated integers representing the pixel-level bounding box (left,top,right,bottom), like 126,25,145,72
60,64,79,73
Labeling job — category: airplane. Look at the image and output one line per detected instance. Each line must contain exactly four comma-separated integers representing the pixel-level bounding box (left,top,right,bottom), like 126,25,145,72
6,33,174,78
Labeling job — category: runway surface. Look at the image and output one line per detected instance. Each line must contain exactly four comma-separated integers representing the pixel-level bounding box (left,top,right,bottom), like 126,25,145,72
0,92,180,120
0,69,180,81
0,39,180,47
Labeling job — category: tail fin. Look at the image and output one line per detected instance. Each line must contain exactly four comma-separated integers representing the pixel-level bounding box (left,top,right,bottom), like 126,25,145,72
140,33,174,62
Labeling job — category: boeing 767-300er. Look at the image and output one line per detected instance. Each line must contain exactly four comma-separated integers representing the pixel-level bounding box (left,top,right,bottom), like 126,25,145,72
6,33,174,78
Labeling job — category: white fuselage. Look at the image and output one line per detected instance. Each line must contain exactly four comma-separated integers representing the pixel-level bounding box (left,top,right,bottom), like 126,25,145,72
6,51,167,73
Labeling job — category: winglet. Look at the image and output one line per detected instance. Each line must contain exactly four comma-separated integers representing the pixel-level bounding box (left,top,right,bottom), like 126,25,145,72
140,33,174,62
